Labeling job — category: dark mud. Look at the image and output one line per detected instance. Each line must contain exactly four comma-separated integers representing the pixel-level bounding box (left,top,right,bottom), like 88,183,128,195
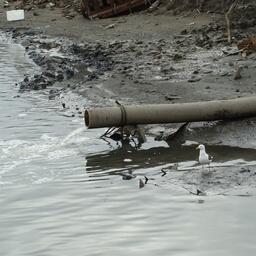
6,22,256,99
5,0,256,97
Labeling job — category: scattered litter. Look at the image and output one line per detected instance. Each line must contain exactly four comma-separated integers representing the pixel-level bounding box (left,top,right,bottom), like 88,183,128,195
237,37,256,57
123,158,132,163
182,187,207,196
196,189,207,196
46,2,55,8
6,10,24,21
222,47,240,56
187,22,195,26
104,23,116,30
121,170,136,180
173,163,179,171
18,113,27,117
165,95,181,101
148,0,160,12
161,169,167,176
4,1,9,8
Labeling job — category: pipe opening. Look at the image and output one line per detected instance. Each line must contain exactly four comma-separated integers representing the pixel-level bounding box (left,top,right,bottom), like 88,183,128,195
84,110,90,127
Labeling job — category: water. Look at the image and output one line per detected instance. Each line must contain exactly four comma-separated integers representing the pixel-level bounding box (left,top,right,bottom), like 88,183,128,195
1,36,256,256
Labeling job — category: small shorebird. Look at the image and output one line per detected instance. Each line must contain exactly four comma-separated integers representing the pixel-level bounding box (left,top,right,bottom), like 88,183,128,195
196,144,213,171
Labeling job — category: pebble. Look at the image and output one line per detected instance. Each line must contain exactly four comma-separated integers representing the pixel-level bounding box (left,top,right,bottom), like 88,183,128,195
234,67,243,80
188,76,201,83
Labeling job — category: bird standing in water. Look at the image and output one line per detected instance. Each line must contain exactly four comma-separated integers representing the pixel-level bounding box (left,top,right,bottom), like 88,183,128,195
196,144,212,171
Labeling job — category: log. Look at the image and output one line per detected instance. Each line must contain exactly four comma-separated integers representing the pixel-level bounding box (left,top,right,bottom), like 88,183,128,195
84,96,256,128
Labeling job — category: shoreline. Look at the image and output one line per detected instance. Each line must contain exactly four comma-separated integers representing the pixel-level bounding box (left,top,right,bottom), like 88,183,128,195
1,4,256,194
1,5,256,148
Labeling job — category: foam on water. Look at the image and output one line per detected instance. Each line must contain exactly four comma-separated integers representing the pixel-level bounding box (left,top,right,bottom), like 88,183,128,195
61,127,88,145
0,125,91,181
0,36,95,184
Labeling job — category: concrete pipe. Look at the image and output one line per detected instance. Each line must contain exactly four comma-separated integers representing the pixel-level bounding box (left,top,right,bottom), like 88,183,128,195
84,96,256,128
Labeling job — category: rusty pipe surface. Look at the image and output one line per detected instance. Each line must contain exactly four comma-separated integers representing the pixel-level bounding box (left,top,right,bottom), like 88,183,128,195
84,96,256,128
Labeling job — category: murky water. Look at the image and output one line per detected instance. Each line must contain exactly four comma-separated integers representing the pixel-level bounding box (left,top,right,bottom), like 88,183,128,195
1,35,256,256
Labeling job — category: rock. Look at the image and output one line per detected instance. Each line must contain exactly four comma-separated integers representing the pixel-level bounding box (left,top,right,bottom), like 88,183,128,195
65,15,74,20
87,72,99,81
65,68,75,79
32,84,39,90
4,1,9,8
46,2,55,8
188,76,201,83
148,0,160,12
234,67,243,80
181,29,188,35
24,5,32,11
165,95,181,101
220,71,230,77
56,73,64,81
193,70,200,74
172,53,183,61
40,83,47,89
42,71,55,78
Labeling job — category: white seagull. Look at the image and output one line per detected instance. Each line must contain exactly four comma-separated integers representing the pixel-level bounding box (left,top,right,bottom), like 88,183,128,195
196,144,213,170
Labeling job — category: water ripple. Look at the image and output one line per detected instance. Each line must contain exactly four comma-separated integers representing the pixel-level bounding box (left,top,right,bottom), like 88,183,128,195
1,32,256,256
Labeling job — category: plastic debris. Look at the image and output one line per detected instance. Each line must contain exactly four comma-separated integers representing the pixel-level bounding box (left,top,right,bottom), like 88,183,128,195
6,10,25,21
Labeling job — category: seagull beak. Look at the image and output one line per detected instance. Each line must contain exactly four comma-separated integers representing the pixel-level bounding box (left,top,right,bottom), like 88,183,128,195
196,145,199,150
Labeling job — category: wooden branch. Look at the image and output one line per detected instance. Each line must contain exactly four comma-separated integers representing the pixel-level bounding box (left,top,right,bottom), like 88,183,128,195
225,0,239,43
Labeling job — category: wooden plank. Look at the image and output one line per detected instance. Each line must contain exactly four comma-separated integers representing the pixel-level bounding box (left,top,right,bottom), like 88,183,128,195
86,0,148,19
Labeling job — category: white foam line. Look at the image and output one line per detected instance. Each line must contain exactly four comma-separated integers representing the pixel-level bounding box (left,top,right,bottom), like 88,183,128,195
61,126,87,145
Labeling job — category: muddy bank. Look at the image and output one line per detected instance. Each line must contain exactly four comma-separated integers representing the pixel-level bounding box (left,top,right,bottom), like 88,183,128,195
1,6,256,149
1,3,256,138
6,21,256,104
7,27,256,149
2,0,255,99
3,29,255,142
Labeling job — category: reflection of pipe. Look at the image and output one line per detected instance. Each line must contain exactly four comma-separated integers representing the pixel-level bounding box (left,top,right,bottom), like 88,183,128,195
85,97,256,128
86,145,194,173
85,144,256,173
